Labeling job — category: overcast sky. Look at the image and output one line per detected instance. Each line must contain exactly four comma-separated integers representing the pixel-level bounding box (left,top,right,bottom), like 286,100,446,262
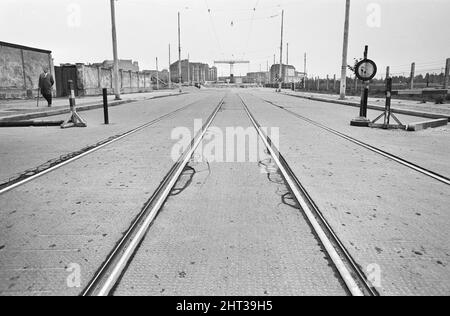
1,0,449,78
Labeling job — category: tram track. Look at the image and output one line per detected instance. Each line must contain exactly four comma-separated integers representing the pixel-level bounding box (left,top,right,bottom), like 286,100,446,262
82,92,376,296
251,94,450,186
81,96,226,296
0,95,217,195
238,94,378,297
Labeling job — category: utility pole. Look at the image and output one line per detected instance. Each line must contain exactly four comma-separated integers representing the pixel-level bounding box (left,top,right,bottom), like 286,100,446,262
188,53,190,86
286,43,289,65
304,52,307,89
410,62,415,89
278,10,284,92
110,0,121,100
178,12,182,93
304,52,307,76
156,57,159,90
168,44,172,89
340,0,351,100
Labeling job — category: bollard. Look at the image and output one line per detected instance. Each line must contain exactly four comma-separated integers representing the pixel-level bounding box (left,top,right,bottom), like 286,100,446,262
69,80,76,110
61,80,87,129
103,88,109,125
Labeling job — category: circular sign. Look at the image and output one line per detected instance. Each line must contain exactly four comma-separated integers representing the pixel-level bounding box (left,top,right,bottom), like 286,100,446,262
355,59,377,81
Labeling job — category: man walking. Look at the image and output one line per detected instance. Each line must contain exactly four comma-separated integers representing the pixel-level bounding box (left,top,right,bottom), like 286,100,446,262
38,67,54,107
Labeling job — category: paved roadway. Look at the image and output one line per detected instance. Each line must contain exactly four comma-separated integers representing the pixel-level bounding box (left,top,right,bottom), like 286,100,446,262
0,88,448,296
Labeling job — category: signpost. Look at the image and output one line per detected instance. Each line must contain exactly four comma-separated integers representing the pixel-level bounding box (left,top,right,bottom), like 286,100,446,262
351,46,377,127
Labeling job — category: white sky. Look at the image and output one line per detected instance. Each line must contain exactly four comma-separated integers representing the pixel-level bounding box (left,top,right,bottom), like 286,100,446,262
1,0,449,78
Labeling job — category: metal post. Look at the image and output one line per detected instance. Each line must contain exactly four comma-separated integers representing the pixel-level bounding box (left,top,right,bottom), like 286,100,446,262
351,45,371,127
103,88,109,125
340,0,351,100
360,82,369,118
110,0,121,100
444,58,450,89
410,62,415,90
178,12,182,93
361,46,369,118
278,10,284,92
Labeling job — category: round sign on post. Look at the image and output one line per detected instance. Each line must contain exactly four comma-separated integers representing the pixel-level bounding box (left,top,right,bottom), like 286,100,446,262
355,59,377,81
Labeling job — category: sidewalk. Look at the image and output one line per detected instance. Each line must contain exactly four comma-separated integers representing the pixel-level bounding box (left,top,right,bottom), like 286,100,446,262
0,90,185,121
280,90,450,120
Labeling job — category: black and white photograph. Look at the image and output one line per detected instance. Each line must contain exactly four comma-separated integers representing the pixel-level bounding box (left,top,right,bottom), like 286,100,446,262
0,0,449,299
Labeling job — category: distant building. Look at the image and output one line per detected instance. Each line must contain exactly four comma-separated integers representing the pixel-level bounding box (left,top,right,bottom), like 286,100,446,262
246,72,269,84
270,64,305,84
170,60,217,83
142,69,170,85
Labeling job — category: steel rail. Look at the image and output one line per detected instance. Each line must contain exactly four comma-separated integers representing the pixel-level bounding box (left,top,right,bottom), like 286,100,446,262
82,96,225,296
0,96,214,196
239,94,374,297
259,96,450,186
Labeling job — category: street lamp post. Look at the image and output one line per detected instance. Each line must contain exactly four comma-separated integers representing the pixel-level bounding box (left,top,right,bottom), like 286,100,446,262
340,0,351,100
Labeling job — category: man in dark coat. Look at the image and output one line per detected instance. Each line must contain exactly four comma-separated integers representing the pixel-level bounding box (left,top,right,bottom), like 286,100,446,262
38,67,55,107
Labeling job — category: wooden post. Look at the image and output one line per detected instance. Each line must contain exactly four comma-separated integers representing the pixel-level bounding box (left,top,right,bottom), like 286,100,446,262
444,58,450,89
386,66,390,79
410,62,415,90
326,75,329,91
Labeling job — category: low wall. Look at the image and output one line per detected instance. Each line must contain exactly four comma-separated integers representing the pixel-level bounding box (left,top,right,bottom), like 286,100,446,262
75,64,153,96
0,42,55,99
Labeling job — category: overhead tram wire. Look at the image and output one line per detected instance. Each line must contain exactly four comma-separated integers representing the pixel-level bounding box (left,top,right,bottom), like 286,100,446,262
204,0,223,53
243,0,261,58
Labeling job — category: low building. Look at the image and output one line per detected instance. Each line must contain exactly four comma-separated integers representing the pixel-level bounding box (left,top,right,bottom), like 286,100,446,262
55,63,153,97
246,72,269,85
94,59,140,72
170,60,217,84
0,41,55,99
270,64,305,84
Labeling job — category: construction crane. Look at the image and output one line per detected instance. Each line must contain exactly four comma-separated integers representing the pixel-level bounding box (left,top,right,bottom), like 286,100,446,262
214,60,250,83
